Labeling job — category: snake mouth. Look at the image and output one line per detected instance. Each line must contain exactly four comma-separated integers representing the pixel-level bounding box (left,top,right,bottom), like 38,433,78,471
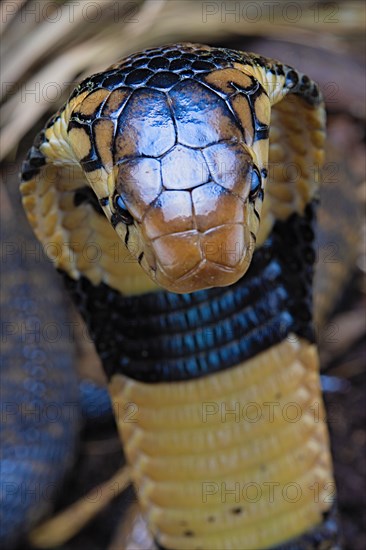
151,223,254,293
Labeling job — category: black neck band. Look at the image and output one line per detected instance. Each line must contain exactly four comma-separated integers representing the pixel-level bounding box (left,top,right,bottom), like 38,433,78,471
62,204,316,383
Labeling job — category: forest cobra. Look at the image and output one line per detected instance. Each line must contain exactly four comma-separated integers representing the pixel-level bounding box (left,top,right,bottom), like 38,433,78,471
20,43,339,549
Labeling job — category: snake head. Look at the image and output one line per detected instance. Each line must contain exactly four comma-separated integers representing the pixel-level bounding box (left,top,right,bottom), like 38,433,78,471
69,44,271,293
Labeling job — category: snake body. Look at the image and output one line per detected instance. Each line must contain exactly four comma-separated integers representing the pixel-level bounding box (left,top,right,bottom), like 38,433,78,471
0,191,80,549
20,44,338,549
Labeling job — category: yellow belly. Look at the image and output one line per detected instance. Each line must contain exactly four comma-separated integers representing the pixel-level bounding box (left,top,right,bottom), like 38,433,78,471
110,336,334,550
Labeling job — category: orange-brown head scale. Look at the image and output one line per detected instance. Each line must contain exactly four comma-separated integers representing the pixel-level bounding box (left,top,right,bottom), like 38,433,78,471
68,44,271,293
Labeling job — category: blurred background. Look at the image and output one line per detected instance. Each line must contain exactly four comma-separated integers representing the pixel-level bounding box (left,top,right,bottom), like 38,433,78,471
1,1,365,549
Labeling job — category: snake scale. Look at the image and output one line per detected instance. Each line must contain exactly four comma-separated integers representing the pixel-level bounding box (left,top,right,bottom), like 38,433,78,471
19,43,340,549
0,187,80,549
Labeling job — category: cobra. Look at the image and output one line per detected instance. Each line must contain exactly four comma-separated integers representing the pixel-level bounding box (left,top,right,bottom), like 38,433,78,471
20,44,338,549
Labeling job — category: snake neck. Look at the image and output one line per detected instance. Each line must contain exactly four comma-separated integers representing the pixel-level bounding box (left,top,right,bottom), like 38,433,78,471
62,206,317,382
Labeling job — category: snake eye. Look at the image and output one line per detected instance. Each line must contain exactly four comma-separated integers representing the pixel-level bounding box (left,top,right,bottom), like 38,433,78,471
114,194,134,225
249,167,262,200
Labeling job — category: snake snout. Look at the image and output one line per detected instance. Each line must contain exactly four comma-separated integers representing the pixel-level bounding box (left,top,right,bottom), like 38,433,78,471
153,225,253,293
141,184,254,292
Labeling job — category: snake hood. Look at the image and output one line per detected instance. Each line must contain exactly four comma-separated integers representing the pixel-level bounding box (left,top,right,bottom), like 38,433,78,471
66,43,272,293
22,43,322,297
